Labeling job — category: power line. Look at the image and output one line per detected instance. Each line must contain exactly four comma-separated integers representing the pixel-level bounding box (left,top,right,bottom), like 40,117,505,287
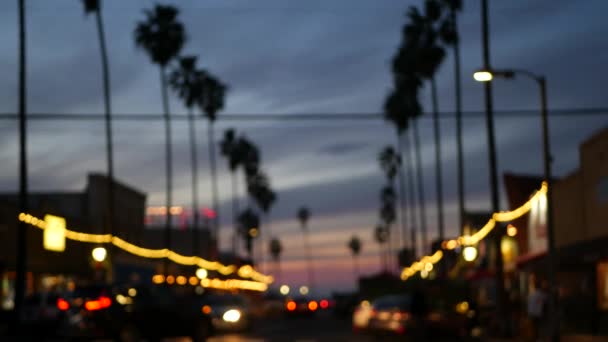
0,108,605,122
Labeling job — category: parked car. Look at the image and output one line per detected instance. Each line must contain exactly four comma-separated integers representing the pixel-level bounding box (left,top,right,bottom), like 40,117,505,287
56,284,213,341
352,299,374,332
201,293,252,333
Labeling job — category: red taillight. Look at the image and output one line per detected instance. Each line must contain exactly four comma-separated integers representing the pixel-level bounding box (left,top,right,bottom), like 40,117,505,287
84,296,112,311
286,301,296,311
57,298,70,311
320,299,329,309
308,300,318,311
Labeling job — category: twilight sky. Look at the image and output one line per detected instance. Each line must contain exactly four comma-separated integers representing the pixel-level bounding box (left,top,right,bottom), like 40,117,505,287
0,0,607,294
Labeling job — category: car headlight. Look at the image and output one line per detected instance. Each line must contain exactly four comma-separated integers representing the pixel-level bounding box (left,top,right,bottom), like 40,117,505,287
222,309,241,323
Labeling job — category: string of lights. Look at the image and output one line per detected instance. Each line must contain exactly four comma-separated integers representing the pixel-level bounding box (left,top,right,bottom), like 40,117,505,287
17,213,273,284
402,182,547,281
150,274,268,292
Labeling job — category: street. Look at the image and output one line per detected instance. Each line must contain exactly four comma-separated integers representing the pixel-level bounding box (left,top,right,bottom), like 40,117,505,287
209,313,372,342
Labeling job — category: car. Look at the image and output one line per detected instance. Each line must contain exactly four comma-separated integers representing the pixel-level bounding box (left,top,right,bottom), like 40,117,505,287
56,284,213,341
284,296,319,317
352,299,374,332
201,293,251,333
366,295,412,336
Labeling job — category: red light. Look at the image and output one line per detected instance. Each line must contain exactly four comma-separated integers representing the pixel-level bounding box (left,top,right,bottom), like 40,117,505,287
57,298,69,311
85,296,112,311
320,299,329,309
202,208,216,219
286,301,296,311
308,300,318,311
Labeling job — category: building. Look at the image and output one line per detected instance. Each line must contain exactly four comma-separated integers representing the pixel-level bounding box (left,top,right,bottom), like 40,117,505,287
505,127,608,335
0,173,217,310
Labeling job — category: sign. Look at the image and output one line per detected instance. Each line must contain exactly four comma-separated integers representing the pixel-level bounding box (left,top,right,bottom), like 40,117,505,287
528,191,548,255
43,214,66,252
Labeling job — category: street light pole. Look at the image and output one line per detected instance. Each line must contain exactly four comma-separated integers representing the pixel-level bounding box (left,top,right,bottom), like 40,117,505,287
539,76,559,341
480,0,507,335
473,69,558,340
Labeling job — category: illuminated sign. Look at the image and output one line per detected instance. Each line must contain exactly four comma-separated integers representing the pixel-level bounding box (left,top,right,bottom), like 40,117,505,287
43,214,66,252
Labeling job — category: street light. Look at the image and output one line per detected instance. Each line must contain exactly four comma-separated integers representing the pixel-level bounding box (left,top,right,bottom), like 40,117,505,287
462,246,478,262
92,247,107,262
473,67,557,339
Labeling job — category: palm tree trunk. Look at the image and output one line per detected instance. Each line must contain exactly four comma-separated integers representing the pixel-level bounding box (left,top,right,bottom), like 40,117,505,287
412,119,428,254
401,133,418,258
208,122,220,254
187,108,200,256
231,170,239,254
95,4,114,282
15,0,29,323
160,66,172,275
396,134,409,251
354,254,359,280
452,8,465,235
304,228,315,289
431,78,445,242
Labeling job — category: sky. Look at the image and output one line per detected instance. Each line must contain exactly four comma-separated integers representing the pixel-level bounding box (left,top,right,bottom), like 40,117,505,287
0,0,607,295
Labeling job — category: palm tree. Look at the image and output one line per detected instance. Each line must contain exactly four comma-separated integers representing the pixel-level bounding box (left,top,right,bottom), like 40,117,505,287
348,235,362,280
379,146,403,253
134,5,185,271
383,89,419,258
237,208,260,261
379,185,396,270
438,0,465,234
220,129,244,254
270,238,283,283
297,207,315,289
82,0,115,244
419,0,448,243
374,225,389,271
199,71,227,242
169,56,203,255
250,175,277,273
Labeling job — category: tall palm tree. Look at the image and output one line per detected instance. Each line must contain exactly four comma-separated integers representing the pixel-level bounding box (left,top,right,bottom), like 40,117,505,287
15,0,29,322
379,146,403,251
134,5,185,272
249,175,277,273
237,208,260,261
379,185,396,270
348,235,362,280
438,0,465,233
82,0,115,244
220,129,244,254
383,89,419,258
199,72,227,242
419,0,447,243
270,238,283,283
169,56,203,255
297,207,315,289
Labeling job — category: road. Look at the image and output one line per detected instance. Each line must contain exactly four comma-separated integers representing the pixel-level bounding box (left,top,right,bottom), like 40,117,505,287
209,313,373,342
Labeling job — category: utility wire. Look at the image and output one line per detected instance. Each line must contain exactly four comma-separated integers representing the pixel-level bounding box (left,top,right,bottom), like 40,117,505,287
0,107,605,121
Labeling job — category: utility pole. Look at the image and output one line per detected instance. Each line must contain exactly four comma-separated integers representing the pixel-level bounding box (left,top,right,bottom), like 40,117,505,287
480,0,506,335
15,0,29,325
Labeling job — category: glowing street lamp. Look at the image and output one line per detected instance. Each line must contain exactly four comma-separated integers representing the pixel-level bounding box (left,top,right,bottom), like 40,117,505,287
473,70,494,82
279,285,290,295
92,247,107,262
299,286,309,295
462,246,478,262
196,268,208,280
